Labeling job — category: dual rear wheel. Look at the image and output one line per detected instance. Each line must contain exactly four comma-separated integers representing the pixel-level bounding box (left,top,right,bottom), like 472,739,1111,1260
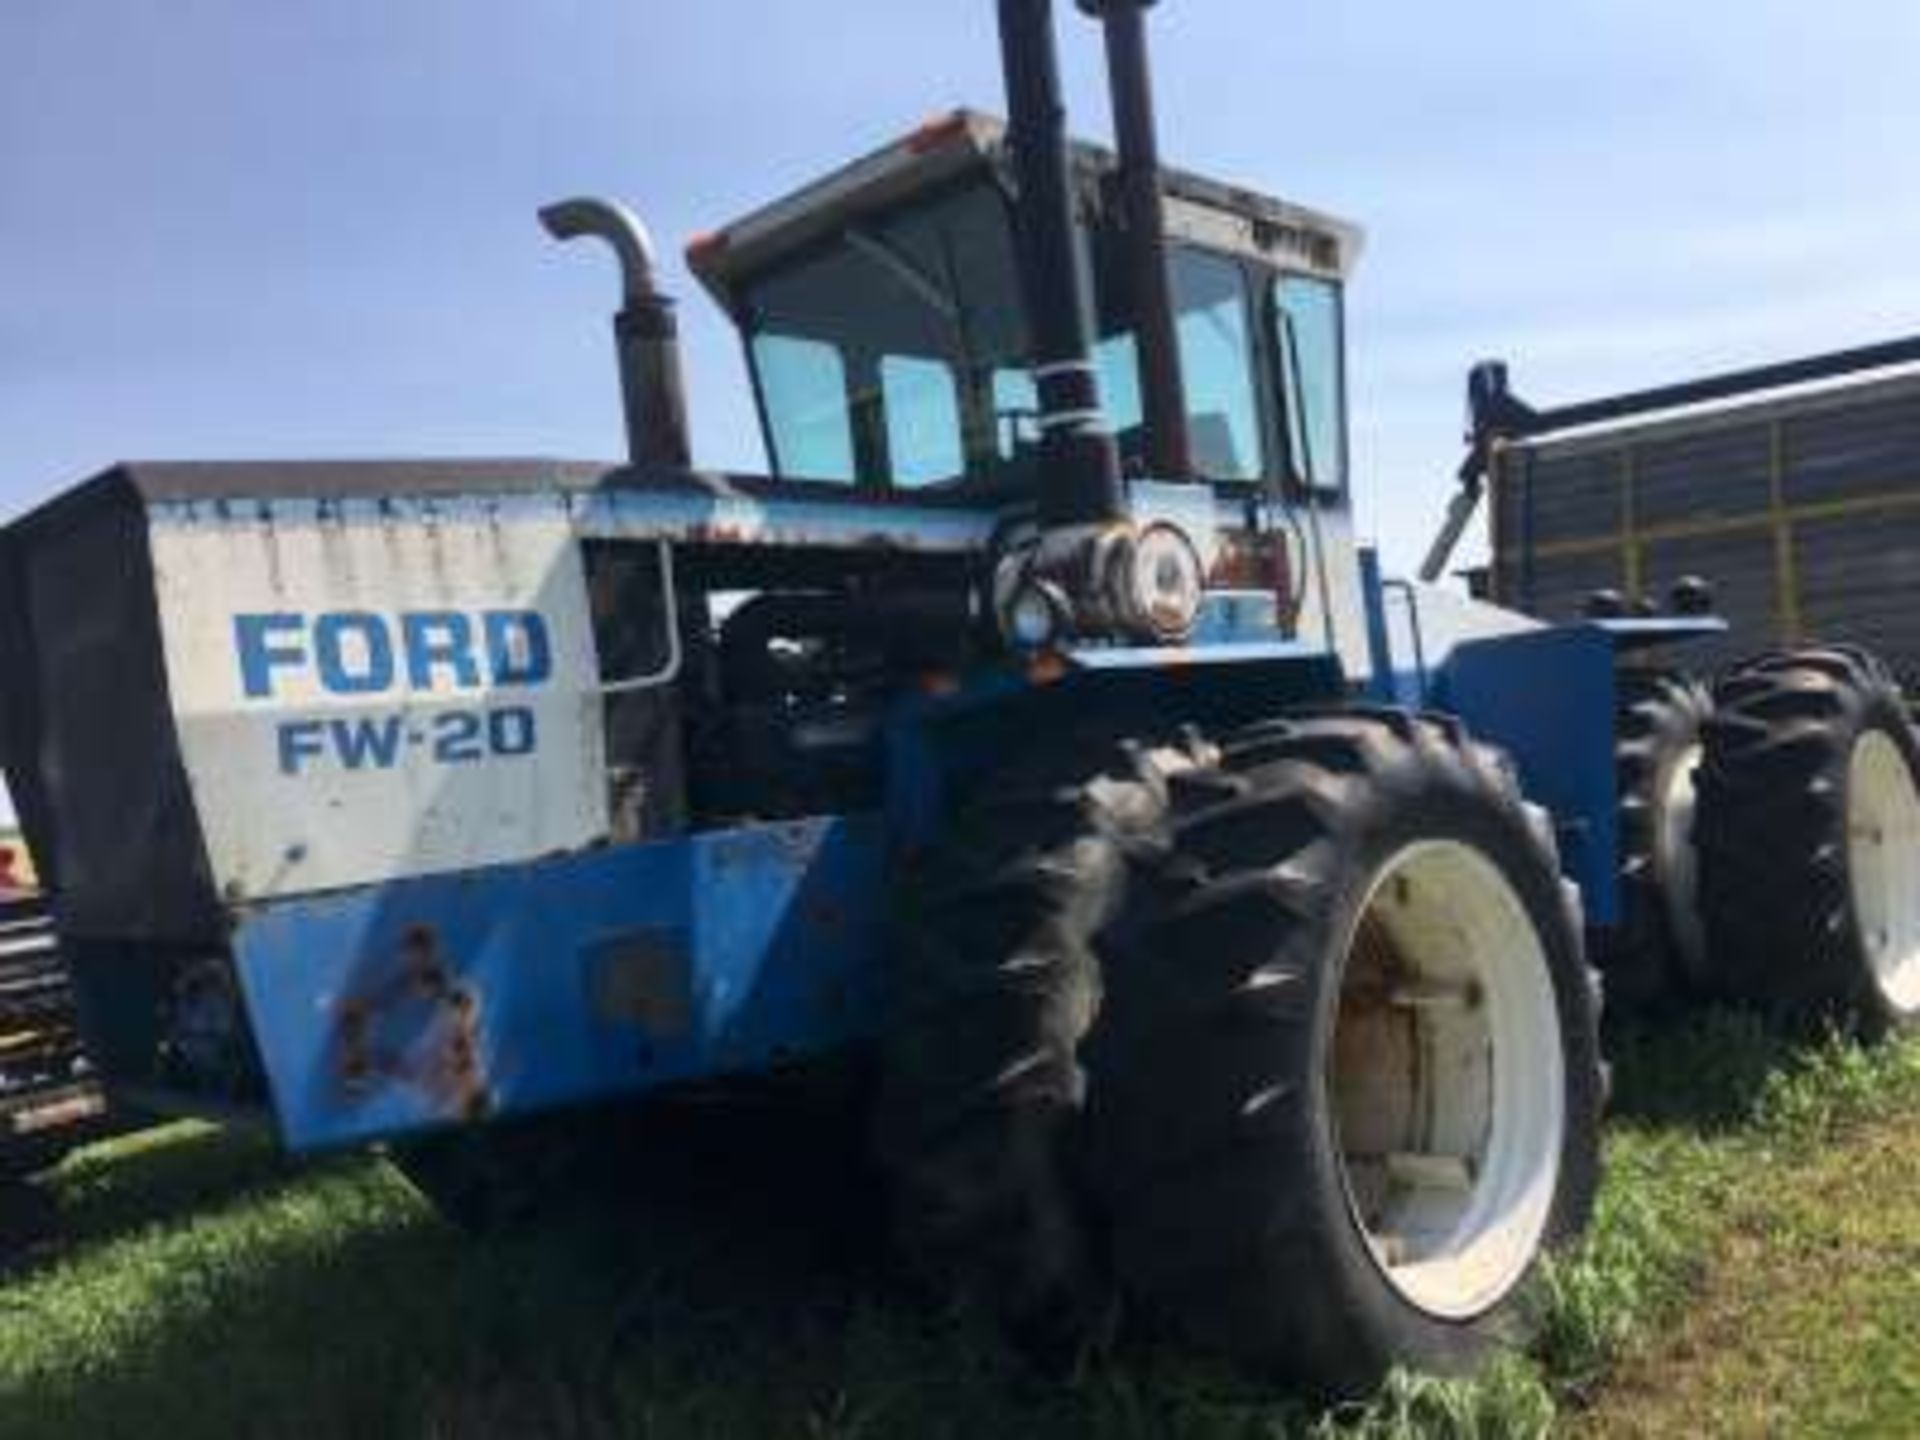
1597,646,1920,1034
1086,712,1601,1392
1696,646,1920,1036
876,645,1920,1392
875,709,1603,1395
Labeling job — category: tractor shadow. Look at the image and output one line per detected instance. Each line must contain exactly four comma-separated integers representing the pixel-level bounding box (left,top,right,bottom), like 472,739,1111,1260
3,1085,1311,1440
1603,1007,1800,1134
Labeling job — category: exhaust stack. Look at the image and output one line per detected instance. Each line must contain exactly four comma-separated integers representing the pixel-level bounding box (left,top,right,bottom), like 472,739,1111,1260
540,197,692,469
996,0,1125,528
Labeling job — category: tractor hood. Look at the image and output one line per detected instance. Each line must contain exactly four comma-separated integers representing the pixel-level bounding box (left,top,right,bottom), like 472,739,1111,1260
0,461,608,941
0,458,995,941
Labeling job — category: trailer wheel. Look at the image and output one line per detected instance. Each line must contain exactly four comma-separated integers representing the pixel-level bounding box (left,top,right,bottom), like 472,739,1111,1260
1599,668,1713,1013
871,734,1183,1357
1087,710,1603,1396
1698,646,1920,1035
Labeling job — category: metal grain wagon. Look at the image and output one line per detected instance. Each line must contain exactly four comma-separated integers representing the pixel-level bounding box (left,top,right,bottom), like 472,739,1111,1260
1429,336,1920,679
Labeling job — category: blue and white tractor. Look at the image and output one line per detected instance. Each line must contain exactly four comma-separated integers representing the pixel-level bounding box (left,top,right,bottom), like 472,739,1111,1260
3,0,1915,1396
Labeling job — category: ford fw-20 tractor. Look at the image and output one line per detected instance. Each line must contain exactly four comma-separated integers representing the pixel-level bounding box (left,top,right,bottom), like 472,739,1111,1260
4,0,1917,1397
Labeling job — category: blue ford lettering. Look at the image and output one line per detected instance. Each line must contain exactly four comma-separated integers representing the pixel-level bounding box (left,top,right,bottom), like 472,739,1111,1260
236,610,551,774
235,610,552,698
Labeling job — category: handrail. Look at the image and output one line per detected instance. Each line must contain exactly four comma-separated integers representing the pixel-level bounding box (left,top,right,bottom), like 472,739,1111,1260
592,541,683,697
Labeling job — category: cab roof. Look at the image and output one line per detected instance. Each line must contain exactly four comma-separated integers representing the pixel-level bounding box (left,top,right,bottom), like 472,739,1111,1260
685,108,1364,314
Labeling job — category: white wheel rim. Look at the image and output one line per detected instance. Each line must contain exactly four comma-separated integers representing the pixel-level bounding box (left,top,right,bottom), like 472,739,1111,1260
1847,729,1920,1015
1656,742,1709,981
1329,840,1566,1320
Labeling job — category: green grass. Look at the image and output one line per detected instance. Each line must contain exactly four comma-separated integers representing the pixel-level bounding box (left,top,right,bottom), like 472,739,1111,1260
2,1017,1918,1440
1570,1114,1920,1438
1358,1016,1920,1438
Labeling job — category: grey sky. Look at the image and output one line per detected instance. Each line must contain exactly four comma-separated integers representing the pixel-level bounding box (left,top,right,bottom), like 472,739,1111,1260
4,1,1918,571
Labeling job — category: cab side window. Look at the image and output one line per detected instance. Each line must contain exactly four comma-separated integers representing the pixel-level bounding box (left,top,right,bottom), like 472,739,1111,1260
752,333,857,484
1275,274,1347,492
880,355,965,488
1170,249,1263,481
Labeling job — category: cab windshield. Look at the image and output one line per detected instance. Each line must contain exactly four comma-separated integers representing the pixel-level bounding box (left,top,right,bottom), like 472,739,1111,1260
738,179,1346,495
741,181,1027,490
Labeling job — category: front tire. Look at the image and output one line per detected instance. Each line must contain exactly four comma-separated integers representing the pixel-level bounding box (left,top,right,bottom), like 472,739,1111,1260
1697,646,1920,1036
1087,710,1603,1397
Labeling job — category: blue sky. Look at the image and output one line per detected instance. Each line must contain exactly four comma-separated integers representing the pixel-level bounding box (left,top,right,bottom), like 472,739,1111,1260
4,1,1918,571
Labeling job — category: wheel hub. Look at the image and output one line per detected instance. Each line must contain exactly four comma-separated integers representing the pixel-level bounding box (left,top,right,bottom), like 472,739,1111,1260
1847,729,1920,1015
1655,741,1709,984
1329,841,1566,1320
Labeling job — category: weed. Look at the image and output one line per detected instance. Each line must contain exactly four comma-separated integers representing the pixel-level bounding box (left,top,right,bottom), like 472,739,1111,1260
1311,1358,1554,1440
1753,1026,1920,1148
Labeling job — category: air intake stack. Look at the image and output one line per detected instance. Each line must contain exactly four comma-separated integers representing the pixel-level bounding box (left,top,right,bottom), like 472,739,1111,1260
1081,0,1191,480
990,0,1204,648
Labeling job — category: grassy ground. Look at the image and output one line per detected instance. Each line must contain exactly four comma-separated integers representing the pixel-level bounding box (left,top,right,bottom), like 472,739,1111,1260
1567,1024,1920,1438
1575,1114,1920,1437
1,1017,1917,1440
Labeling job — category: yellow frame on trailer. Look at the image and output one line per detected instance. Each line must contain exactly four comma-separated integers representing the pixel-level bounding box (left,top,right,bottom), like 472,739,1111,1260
1489,370,1920,647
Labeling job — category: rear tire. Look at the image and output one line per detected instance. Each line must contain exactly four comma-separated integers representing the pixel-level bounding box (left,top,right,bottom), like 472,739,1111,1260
1087,709,1603,1398
1697,646,1920,1036
872,734,1178,1356
1598,668,1712,1015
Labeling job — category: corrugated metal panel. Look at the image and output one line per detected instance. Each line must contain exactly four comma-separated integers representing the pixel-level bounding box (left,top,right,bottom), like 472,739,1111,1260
1796,509,1920,687
1495,548,1626,623
1492,369,1920,678
1492,451,1525,564
1497,449,1624,548
1642,530,1778,671
1784,390,1920,505
1634,424,1772,528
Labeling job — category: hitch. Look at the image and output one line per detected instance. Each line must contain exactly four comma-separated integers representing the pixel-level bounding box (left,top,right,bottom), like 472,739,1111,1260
1418,360,1538,582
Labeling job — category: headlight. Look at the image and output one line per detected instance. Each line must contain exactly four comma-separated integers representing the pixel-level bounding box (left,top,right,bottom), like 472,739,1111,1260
1109,521,1204,644
990,520,1205,649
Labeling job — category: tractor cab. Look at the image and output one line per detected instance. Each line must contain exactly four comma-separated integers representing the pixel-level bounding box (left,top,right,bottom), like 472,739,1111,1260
687,110,1360,503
